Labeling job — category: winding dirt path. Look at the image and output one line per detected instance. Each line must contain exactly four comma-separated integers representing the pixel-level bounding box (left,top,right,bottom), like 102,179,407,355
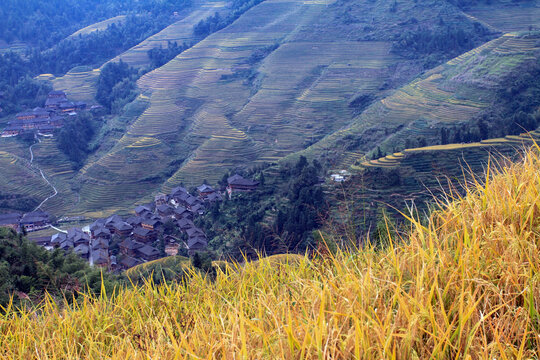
29,137,58,212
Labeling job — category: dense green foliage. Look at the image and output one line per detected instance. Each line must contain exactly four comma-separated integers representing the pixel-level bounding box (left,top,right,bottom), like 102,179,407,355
148,41,191,69
0,0,191,116
30,14,178,75
56,112,100,168
0,227,118,309
198,158,325,260
0,0,191,49
96,61,139,113
392,22,492,66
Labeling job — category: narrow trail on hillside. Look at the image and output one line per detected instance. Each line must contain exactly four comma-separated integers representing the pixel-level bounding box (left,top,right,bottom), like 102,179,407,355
29,137,58,212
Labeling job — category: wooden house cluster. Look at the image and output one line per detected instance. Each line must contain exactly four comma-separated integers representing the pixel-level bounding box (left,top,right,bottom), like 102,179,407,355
0,210,51,232
50,227,114,269
37,177,259,272
1,91,87,137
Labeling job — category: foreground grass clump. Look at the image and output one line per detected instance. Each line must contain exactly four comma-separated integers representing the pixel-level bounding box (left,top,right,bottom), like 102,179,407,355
2,149,540,358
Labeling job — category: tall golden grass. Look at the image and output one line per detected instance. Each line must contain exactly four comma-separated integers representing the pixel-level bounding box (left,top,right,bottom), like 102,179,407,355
1,145,540,359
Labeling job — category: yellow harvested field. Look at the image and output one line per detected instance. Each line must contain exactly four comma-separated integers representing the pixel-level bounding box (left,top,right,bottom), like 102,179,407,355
53,67,100,102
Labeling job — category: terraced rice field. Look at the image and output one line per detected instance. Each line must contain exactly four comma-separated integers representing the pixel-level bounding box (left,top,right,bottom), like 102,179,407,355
466,2,540,32
68,16,127,38
305,33,540,162
53,67,100,102
362,131,540,170
109,0,229,69
29,138,79,215
0,151,50,211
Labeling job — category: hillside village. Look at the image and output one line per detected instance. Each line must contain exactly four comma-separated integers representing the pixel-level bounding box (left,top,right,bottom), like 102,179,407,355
1,90,90,137
0,174,259,272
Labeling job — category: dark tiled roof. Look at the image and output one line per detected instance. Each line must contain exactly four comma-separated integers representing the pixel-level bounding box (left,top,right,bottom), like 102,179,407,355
120,256,141,269
113,222,133,231
171,186,188,196
92,238,109,249
94,227,111,237
120,239,143,250
74,244,90,255
142,219,161,227
157,204,173,214
177,218,194,229
135,205,151,214
133,227,155,237
186,227,205,237
197,184,214,192
188,236,207,250
0,212,21,224
20,211,49,224
137,245,160,257
126,216,143,226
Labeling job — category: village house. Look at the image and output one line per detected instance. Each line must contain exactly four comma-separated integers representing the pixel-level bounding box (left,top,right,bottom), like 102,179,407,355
59,239,74,252
165,242,180,256
205,191,223,203
92,238,109,251
126,216,143,227
91,248,109,267
90,219,106,236
136,245,160,261
135,205,152,218
120,256,142,270
74,244,90,260
186,227,205,239
51,232,67,247
177,218,195,231
67,228,90,246
191,203,205,215
112,221,133,237
141,218,161,231
132,227,157,243
154,193,169,206
173,206,191,220
20,211,50,231
157,204,174,218
188,236,207,254
0,213,21,230
119,239,143,257
227,174,259,194
92,226,111,240
197,184,215,198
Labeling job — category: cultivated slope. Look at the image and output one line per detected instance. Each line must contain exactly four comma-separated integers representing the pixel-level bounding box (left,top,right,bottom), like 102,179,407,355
74,0,492,216
302,32,540,166
2,145,540,358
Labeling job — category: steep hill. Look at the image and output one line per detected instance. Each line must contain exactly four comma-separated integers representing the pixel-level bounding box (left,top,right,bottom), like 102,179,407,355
1,0,539,218
2,144,540,358
302,32,540,166
71,0,498,216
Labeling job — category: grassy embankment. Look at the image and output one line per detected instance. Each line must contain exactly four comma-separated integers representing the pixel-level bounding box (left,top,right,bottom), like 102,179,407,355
2,144,540,358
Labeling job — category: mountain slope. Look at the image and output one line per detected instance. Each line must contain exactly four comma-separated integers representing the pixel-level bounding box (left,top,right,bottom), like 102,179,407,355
2,145,540,357
301,32,540,165
72,0,496,216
